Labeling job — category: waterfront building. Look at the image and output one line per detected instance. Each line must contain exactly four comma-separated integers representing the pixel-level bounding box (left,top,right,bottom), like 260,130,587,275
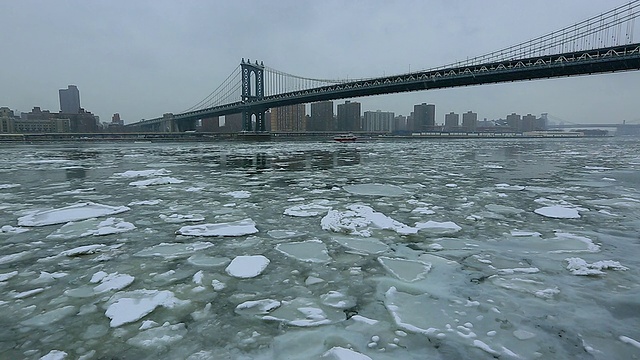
271,104,306,132
363,110,395,133
444,112,459,131
462,111,478,132
223,113,243,132
521,113,537,132
336,101,361,132
59,85,81,114
506,113,522,132
310,101,334,131
413,103,436,132
0,107,17,133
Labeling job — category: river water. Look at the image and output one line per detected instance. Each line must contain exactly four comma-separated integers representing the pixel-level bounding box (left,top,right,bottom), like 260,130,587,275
0,138,639,359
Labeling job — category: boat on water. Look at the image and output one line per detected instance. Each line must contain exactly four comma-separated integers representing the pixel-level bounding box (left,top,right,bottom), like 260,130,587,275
333,133,357,142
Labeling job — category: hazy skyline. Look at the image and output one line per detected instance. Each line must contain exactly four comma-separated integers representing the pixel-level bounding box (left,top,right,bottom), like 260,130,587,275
1,0,639,125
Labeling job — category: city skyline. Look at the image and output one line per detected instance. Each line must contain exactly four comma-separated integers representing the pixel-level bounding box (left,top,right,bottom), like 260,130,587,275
1,1,638,125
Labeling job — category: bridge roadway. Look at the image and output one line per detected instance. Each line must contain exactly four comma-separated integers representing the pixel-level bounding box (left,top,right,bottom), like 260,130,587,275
130,43,640,130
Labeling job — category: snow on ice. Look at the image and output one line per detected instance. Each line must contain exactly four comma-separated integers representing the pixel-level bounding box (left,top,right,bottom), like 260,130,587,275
18,202,130,227
176,218,258,237
565,257,629,275
105,289,189,327
225,255,270,278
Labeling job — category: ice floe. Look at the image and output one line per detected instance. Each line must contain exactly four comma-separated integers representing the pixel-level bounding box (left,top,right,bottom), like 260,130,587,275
0,225,29,234
0,271,18,282
321,204,417,237
39,350,68,360
322,347,372,360
92,272,135,293
134,242,215,259
378,257,432,282
534,205,581,219
565,257,629,275
235,299,281,316
59,244,107,257
0,183,20,190
21,306,77,327
0,250,29,265
414,220,462,235
284,202,332,217
187,254,230,267
159,213,205,223
275,239,332,263
128,199,162,206
225,255,270,278
129,177,184,187
114,169,171,178
47,217,135,239
222,190,251,199
332,236,389,255
127,322,187,349
343,183,407,197
320,291,356,309
18,202,130,227
105,289,189,327
261,297,337,327
176,218,258,237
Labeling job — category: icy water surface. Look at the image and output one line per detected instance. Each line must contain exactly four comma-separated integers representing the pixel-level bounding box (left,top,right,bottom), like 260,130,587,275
0,138,639,359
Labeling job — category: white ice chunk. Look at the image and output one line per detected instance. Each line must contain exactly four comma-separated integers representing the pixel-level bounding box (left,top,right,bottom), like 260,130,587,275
497,267,540,275
510,230,541,237
565,257,629,275
235,299,281,316
18,202,130,227
534,205,580,219
39,350,68,360
322,347,372,360
225,255,270,278
320,291,356,309
276,240,332,263
92,217,136,236
93,273,135,293
59,244,107,257
0,271,18,282
0,250,29,265
414,220,462,235
159,214,205,223
262,297,334,327
284,203,331,217
491,277,559,299
128,199,162,206
134,242,215,259
0,183,20,189
620,335,640,349
0,225,29,234
176,218,258,237
495,183,525,191
105,289,188,327
343,183,407,197
115,169,171,178
126,322,187,349
384,287,439,335
129,177,184,187
332,236,389,255
321,204,417,237
222,190,251,199
378,257,432,282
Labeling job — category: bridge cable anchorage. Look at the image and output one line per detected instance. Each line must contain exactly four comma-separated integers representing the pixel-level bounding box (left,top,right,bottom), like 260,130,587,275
414,0,640,73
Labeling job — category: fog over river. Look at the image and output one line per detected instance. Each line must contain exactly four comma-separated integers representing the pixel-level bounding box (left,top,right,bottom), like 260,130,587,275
0,138,639,359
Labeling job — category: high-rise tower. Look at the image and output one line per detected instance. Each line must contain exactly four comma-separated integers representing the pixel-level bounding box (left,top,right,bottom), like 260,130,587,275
59,85,81,114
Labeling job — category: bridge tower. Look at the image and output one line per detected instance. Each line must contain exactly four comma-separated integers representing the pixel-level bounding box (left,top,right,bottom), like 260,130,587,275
241,59,268,132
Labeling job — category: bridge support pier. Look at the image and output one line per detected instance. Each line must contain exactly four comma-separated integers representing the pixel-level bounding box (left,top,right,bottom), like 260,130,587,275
241,59,267,133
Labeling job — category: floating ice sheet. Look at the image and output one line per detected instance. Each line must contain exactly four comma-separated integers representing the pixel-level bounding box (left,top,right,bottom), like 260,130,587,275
534,205,581,219
114,169,171,178
225,255,270,278
126,322,187,349
222,190,251,199
134,242,215,259
321,204,417,237
105,289,188,327
276,239,332,263
565,257,629,275
129,177,184,187
176,218,258,237
378,257,432,282
332,236,389,255
47,217,135,239
414,220,462,235
262,297,337,327
322,347,372,360
18,202,130,227
284,202,332,217
159,214,205,223
343,184,407,197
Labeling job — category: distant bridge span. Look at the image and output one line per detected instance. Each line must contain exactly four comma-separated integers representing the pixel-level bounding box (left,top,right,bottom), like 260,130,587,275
128,1,640,132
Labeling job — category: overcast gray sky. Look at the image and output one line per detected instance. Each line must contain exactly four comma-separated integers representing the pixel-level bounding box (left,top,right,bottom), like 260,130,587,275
1,0,638,124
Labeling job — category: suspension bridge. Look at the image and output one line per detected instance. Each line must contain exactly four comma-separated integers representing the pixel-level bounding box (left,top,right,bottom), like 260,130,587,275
128,1,640,133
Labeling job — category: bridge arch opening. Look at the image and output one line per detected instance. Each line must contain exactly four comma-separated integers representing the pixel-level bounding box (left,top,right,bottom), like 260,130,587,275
250,71,257,98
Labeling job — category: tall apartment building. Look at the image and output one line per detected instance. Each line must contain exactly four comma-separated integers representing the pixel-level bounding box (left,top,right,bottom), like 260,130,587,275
310,101,334,131
270,104,306,132
413,103,435,132
363,110,395,132
336,101,361,132
506,113,522,132
444,112,459,131
59,85,81,114
521,114,537,132
462,111,478,132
